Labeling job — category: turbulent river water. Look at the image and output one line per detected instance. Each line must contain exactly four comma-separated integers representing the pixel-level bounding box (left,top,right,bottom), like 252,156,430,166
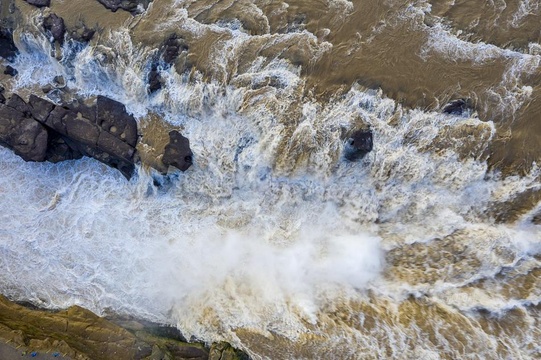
1,0,541,358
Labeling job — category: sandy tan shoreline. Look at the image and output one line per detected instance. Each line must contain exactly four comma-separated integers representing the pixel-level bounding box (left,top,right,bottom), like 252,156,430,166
0,340,69,359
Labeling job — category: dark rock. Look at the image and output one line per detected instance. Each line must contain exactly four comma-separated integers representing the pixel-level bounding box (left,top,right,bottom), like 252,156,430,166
28,94,55,122
44,106,69,133
96,95,137,147
65,114,100,146
4,65,18,76
96,0,153,15
162,130,193,172
53,75,66,88
0,27,19,61
24,0,51,7
442,98,473,116
344,129,373,161
0,103,48,162
7,94,31,116
0,94,5,104
41,84,54,94
43,14,66,44
45,132,83,162
97,130,135,162
1,93,140,179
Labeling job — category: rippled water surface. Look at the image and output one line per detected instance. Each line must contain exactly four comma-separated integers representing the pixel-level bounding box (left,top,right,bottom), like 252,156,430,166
1,0,541,358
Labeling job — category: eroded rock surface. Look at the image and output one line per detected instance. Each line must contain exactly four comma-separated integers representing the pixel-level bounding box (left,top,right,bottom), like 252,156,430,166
0,295,249,360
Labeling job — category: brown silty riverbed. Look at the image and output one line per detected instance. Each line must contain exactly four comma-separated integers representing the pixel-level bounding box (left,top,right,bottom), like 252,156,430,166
2,0,541,359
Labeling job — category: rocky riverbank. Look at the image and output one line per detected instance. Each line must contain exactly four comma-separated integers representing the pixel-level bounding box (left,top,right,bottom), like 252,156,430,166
0,295,248,360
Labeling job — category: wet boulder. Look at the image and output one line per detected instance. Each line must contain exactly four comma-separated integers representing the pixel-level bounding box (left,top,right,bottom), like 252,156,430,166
96,0,153,14
443,98,473,116
162,130,193,172
43,14,66,44
3,65,18,76
344,129,373,161
0,27,19,61
147,65,163,93
24,0,51,7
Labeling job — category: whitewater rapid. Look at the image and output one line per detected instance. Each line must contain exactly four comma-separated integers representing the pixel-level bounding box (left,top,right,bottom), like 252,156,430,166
2,0,541,358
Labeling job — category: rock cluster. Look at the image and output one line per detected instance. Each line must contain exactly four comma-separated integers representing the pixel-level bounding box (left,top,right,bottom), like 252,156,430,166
0,93,195,178
0,94,138,178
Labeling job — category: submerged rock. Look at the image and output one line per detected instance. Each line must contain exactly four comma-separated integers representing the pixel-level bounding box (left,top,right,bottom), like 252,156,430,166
69,22,96,43
344,129,373,161
162,130,193,172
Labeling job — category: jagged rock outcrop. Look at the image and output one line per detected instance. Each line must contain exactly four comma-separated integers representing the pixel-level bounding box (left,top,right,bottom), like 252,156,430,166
162,130,193,171
23,0,51,8
0,27,18,61
344,129,373,161
96,0,153,15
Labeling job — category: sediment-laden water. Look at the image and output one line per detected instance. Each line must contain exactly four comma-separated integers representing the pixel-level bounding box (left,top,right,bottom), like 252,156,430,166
1,0,541,358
